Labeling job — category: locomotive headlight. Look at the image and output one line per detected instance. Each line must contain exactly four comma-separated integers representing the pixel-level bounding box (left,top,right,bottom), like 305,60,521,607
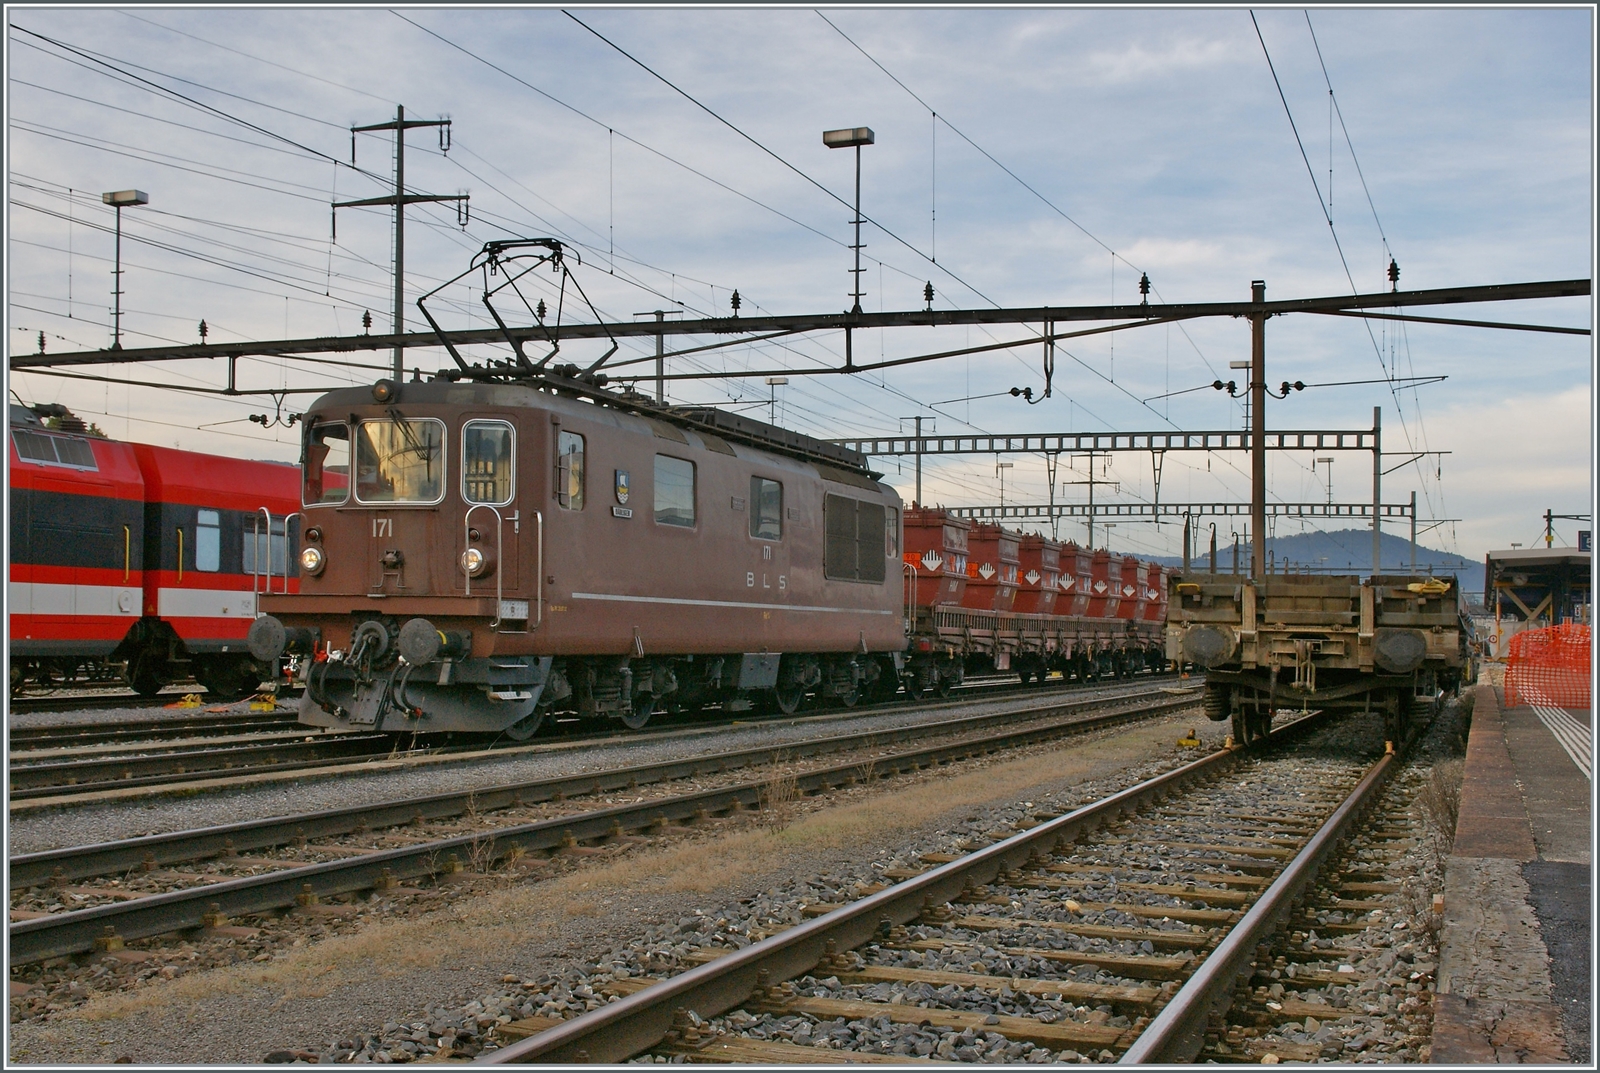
460,546,492,577
299,545,326,576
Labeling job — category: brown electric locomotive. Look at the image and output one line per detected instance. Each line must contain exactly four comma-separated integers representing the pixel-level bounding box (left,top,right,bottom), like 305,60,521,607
251,375,906,737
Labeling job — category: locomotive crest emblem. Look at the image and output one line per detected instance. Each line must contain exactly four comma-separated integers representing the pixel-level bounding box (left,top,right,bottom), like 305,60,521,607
615,469,630,504
1024,569,1041,585
977,562,996,580
919,549,944,572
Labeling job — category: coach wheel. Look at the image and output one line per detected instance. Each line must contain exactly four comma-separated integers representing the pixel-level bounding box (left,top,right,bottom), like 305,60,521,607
126,654,169,698
503,710,546,741
195,656,262,702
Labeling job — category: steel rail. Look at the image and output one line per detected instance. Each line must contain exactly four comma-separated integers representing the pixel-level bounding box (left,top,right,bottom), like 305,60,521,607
1118,746,1400,1063
7,673,1180,804
7,687,305,716
477,709,1329,1064
8,693,1202,966
8,712,299,748
10,685,1191,888
7,733,399,796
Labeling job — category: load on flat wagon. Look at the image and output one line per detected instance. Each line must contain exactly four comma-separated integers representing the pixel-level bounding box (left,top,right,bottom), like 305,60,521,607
8,404,302,697
252,378,907,737
900,507,1171,695
1165,569,1469,745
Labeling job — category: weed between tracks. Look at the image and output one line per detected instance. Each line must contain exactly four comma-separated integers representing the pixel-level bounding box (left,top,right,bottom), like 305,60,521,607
56,716,1200,1028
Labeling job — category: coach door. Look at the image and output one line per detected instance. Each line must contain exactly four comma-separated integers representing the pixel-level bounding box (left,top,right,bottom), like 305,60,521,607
458,419,521,613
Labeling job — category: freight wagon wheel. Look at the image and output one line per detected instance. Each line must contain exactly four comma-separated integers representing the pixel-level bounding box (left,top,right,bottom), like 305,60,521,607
620,695,660,731
503,710,546,741
834,685,860,708
934,676,954,699
773,686,805,715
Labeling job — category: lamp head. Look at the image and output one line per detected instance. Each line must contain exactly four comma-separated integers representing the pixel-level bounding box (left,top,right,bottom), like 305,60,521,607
823,127,875,149
102,190,149,207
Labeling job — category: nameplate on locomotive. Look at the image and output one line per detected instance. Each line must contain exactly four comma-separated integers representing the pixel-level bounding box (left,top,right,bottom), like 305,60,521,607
612,506,633,518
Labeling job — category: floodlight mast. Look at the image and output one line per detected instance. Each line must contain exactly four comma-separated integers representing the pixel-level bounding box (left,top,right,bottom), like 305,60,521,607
824,126,874,370
101,189,149,350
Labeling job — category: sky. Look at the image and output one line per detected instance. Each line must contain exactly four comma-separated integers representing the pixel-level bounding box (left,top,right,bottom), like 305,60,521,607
5,5,1594,568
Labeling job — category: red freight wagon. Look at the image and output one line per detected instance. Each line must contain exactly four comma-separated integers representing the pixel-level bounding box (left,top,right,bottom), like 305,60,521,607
959,523,1020,613
1013,534,1060,615
902,507,970,607
1116,553,1146,621
1057,541,1092,616
1084,549,1123,619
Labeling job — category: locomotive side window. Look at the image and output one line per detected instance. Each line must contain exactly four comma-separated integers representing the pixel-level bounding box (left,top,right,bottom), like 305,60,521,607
654,455,695,528
303,422,350,505
886,506,900,557
463,421,514,505
354,419,445,504
556,431,585,509
750,476,782,540
824,494,887,583
195,510,221,572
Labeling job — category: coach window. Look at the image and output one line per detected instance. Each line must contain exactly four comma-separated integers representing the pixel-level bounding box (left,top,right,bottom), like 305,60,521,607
654,455,695,528
750,477,782,540
354,418,445,504
556,431,585,509
303,422,350,505
244,517,290,577
196,510,220,572
464,421,515,505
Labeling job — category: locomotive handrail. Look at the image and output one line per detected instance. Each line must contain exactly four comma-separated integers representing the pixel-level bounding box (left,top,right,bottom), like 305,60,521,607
902,561,917,636
532,509,543,632
280,512,302,596
122,525,131,582
255,507,273,599
462,503,505,627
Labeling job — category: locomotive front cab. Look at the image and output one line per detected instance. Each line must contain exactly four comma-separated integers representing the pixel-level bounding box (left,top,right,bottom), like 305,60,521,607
256,383,549,735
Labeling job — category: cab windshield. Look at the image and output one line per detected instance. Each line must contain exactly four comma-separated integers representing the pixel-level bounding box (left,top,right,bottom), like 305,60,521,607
354,418,445,504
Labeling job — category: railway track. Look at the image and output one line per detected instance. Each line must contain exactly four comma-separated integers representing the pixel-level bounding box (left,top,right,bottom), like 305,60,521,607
7,687,302,717
8,671,1185,802
7,685,1201,968
7,710,301,751
473,708,1423,1064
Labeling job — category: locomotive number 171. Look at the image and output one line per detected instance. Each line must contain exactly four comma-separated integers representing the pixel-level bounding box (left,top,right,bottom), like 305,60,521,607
371,517,393,537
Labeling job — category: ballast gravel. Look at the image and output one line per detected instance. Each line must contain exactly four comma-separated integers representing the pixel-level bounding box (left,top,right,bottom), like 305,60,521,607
9,681,1180,854
8,710,1223,1064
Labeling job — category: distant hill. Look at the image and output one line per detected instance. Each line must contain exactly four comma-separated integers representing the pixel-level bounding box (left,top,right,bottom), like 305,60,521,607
1144,528,1479,586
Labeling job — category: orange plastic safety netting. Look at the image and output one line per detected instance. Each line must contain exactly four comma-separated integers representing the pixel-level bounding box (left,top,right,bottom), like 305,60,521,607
1504,623,1592,710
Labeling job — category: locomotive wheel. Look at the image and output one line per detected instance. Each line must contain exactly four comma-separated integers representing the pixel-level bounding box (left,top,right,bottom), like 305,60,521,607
502,710,546,741
773,686,805,715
